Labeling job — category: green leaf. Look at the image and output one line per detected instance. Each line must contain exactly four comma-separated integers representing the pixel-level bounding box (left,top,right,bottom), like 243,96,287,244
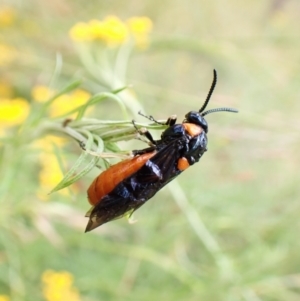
50,133,103,193
75,91,128,121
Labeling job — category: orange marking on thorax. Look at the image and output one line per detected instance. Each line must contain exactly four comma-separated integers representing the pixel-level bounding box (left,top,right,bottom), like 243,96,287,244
87,151,156,206
183,123,203,137
177,157,190,171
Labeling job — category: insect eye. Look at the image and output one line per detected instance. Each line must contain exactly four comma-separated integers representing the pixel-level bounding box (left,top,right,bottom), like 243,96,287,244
185,111,199,123
185,111,208,133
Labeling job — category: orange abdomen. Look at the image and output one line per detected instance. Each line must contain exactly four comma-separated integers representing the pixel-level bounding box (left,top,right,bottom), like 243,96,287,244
87,152,156,206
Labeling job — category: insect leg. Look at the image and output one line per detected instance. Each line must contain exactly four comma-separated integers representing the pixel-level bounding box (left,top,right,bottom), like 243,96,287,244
132,120,157,146
138,111,166,125
139,111,177,127
165,115,177,126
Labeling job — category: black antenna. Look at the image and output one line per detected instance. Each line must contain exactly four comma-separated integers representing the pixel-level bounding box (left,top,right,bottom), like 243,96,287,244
199,69,217,113
202,107,238,116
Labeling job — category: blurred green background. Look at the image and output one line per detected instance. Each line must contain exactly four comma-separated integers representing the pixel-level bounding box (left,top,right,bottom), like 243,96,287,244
1,0,300,300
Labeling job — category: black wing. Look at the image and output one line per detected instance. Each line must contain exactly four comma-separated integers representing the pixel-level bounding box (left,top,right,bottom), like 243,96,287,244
85,138,186,231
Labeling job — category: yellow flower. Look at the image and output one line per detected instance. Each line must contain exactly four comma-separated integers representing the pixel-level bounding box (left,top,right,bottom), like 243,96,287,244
0,295,10,301
88,19,105,40
0,97,29,126
72,89,91,103
34,135,69,200
69,22,94,42
0,43,16,66
32,85,54,102
39,154,64,188
42,270,73,287
69,16,152,47
0,6,16,27
127,17,153,35
42,270,81,301
49,89,91,118
33,135,67,198
127,16,153,48
34,135,67,153
38,154,70,200
100,16,128,46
